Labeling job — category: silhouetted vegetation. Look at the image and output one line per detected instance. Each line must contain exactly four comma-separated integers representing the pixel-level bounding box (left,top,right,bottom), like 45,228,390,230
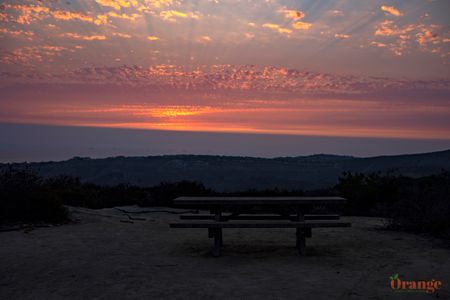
0,168,68,224
336,171,450,238
1,166,449,238
42,176,214,209
0,167,215,224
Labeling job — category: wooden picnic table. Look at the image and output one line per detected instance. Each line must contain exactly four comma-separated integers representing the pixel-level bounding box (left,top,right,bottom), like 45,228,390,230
170,196,350,256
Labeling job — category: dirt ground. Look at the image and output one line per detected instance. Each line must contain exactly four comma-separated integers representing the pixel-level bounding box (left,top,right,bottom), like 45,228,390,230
1,206,449,300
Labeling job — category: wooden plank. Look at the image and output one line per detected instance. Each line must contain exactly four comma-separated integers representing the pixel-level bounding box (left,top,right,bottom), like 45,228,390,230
174,196,347,205
170,221,351,228
180,214,340,220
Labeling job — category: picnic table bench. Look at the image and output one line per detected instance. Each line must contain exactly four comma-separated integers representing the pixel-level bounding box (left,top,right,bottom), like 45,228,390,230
170,196,351,256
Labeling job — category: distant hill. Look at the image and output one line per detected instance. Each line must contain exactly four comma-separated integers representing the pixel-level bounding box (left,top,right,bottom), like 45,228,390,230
2,150,450,191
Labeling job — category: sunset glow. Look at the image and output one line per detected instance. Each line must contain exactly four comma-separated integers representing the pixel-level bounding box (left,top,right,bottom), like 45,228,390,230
0,0,449,140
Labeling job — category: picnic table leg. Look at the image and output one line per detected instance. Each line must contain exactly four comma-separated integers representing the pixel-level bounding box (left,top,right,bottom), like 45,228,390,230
296,206,305,222
212,207,223,256
214,207,223,246
213,229,221,257
296,228,306,255
295,206,306,254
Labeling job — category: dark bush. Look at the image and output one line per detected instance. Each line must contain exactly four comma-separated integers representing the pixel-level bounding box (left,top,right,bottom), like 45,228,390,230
147,181,213,206
0,168,68,224
336,171,401,216
388,173,450,238
336,171,450,238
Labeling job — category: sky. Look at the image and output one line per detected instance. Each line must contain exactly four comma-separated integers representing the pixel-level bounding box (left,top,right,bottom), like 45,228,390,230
0,0,450,161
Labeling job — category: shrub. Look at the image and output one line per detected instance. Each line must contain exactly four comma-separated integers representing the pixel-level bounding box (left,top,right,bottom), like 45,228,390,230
147,181,213,206
388,173,450,238
336,171,450,238
0,168,68,224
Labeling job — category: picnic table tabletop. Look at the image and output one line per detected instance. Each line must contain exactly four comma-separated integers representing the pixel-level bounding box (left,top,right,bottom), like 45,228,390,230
173,196,347,205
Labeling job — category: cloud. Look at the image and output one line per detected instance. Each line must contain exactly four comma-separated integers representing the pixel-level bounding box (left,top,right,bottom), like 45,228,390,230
95,0,136,10
51,10,97,23
373,20,447,56
0,28,34,40
136,0,174,12
0,45,67,65
262,23,292,35
292,21,312,30
276,8,311,31
416,29,439,46
380,5,402,17
62,33,107,41
278,8,305,21
2,64,449,139
370,41,387,48
112,32,132,38
2,4,111,26
374,20,415,36
147,36,159,41
330,10,343,17
334,33,351,39
3,4,49,24
7,64,447,98
159,10,199,22
245,32,255,39
200,36,212,42
105,11,141,21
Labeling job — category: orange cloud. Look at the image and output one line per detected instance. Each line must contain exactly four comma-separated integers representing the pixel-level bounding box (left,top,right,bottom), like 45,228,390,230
0,45,67,65
21,100,450,140
95,0,136,10
245,32,255,39
262,23,292,35
159,10,199,22
2,4,112,26
373,21,446,56
278,8,305,20
63,33,107,41
416,30,438,46
112,32,132,38
136,0,174,12
52,10,96,23
3,4,49,24
147,36,159,41
334,33,351,39
370,41,387,48
0,28,34,40
148,105,215,118
292,21,312,30
380,5,402,17
200,35,212,42
105,11,140,21
374,20,415,36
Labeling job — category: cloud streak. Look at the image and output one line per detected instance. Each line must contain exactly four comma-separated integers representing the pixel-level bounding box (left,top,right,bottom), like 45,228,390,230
380,5,402,17
62,33,107,40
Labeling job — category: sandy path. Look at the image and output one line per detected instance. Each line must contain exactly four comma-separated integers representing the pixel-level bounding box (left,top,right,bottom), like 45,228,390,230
1,207,449,300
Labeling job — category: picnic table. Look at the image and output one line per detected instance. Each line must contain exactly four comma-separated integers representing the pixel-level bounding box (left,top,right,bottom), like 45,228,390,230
170,196,351,256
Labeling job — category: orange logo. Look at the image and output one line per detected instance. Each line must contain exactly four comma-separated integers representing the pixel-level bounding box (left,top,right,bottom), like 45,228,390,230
389,274,442,294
